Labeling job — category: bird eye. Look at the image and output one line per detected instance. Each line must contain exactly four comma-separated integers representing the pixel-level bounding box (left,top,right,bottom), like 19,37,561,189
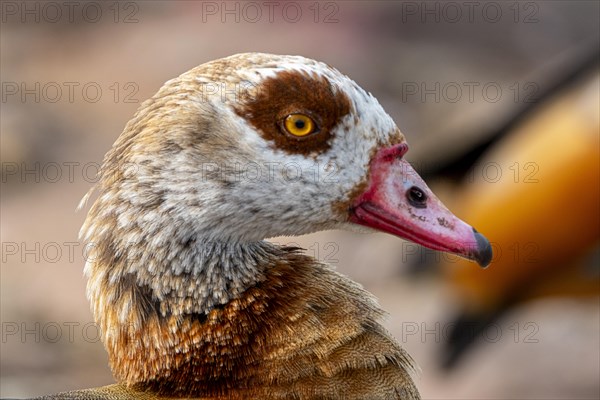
283,114,317,137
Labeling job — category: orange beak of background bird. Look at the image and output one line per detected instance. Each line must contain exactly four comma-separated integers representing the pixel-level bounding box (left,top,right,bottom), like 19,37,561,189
350,143,493,268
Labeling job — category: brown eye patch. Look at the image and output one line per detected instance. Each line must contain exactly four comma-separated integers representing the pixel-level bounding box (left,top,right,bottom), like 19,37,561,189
234,70,351,156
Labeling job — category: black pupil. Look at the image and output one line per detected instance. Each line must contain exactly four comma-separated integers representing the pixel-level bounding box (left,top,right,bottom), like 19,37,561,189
407,186,427,208
294,119,306,129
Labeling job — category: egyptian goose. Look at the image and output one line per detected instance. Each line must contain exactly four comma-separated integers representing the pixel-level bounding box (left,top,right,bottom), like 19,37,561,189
37,53,491,399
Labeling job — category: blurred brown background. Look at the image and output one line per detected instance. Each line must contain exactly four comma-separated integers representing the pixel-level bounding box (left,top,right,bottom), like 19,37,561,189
1,1,599,399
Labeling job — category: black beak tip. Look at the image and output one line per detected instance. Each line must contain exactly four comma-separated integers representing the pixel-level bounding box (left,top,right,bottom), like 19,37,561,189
472,228,492,268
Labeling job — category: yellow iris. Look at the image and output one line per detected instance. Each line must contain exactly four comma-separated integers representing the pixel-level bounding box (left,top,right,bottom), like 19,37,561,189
283,114,316,137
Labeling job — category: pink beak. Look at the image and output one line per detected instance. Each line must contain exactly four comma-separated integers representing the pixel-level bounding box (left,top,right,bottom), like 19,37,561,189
350,143,492,268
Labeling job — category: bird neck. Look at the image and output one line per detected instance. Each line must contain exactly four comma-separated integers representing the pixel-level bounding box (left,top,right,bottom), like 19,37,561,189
86,235,286,387
85,230,418,398
127,239,281,316
84,231,284,320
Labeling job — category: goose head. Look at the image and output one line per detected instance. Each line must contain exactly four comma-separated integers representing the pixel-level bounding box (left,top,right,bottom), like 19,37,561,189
83,53,490,260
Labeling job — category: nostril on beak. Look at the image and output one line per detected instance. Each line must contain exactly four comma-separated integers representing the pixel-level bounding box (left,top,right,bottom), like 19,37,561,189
407,186,427,208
